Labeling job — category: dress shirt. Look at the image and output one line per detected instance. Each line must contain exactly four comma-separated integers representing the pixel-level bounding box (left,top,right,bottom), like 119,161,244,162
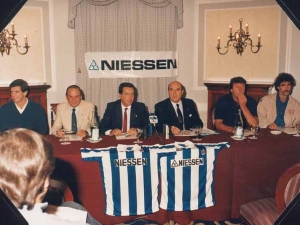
105,103,132,135
170,100,185,129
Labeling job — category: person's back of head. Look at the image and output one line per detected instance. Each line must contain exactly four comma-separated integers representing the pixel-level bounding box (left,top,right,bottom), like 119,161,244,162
0,128,55,210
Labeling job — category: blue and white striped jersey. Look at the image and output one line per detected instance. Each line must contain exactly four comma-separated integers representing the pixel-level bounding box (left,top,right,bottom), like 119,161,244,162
81,144,176,216
159,141,229,211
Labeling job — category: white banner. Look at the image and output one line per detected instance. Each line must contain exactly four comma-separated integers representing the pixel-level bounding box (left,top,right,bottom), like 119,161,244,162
85,51,178,78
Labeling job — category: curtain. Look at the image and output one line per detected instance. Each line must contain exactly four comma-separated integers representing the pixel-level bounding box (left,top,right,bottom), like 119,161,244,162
68,0,183,118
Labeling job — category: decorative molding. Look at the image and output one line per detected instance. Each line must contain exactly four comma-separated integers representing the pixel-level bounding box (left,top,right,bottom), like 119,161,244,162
48,0,57,93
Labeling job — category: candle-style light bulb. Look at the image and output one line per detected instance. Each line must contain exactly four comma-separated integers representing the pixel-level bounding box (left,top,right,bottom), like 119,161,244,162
246,24,249,33
229,25,232,34
258,33,261,43
11,22,15,33
218,36,220,46
24,35,28,45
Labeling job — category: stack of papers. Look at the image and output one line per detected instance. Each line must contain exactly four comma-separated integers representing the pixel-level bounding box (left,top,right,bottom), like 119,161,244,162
278,127,297,135
59,134,82,141
116,133,137,140
174,128,219,136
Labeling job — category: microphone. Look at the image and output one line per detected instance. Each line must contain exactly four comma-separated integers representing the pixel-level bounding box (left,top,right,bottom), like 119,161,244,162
149,113,158,126
149,113,164,145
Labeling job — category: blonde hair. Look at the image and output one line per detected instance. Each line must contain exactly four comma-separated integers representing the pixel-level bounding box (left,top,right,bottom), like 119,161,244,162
0,128,55,209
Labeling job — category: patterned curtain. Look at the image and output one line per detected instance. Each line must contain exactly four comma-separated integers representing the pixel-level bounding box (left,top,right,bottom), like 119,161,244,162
68,0,183,118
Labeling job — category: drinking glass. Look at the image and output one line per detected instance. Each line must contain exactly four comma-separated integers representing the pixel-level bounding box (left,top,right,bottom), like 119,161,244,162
248,125,259,139
294,123,300,137
133,129,143,144
192,126,203,141
61,127,71,145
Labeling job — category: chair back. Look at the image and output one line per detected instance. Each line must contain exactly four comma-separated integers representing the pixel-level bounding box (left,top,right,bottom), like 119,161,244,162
43,178,74,206
276,163,300,213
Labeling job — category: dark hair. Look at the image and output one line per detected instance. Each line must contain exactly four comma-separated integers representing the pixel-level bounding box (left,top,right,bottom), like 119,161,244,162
118,82,135,94
229,77,247,89
273,73,296,92
65,85,82,96
9,79,29,93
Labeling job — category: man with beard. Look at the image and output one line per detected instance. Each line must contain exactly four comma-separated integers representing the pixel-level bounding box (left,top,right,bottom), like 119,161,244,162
258,73,300,129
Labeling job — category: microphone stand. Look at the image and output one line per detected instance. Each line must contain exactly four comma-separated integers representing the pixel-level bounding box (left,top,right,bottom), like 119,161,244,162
152,124,164,145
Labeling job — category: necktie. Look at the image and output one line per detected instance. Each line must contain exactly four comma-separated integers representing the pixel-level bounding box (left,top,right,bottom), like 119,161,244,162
72,108,77,133
176,104,183,129
123,108,128,133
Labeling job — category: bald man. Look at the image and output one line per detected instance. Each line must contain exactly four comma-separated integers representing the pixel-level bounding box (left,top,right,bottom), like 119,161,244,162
155,81,203,134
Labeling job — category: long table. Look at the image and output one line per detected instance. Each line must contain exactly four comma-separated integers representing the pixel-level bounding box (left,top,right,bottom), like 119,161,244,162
47,129,300,225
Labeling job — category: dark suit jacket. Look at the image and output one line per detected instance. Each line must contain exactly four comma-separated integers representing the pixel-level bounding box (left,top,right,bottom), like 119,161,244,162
100,99,149,134
154,98,203,132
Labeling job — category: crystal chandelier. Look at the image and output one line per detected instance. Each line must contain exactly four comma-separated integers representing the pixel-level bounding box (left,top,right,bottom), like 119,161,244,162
0,22,30,56
216,18,262,56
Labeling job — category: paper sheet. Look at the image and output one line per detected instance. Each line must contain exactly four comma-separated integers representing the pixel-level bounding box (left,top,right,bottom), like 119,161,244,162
59,134,82,141
174,128,219,136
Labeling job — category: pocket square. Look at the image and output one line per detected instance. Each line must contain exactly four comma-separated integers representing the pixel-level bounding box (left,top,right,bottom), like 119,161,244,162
189,114,192,117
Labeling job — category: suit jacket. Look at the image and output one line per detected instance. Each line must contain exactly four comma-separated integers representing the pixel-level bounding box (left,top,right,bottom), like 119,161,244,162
51,100,95,135
154,98,203,132
100,99,149,134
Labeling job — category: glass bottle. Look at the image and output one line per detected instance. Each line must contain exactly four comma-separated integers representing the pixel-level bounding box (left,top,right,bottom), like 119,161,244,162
234,109,243,139
90,111,99,140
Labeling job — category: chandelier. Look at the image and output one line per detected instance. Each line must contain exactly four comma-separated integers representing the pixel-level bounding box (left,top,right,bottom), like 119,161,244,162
216,18,261,56
0,22,30,56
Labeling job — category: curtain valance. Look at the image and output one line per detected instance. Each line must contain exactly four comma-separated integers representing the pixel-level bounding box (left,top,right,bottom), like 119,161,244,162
68,0,183,29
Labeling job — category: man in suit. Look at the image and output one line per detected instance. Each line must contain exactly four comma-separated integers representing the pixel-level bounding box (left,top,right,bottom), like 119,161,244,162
155,81,203,134
0,79,48,134
100,82,149,136
51,85,95,138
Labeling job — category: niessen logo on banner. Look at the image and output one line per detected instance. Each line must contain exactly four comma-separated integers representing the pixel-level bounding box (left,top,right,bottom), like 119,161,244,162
85,51,178,78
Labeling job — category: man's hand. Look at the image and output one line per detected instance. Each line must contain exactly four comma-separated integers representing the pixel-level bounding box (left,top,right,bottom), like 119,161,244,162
268,122,278,130
170,126,181,135
56,129,64,138
110,129,122,136
127,128,138,136
237,93,247,107
77,129,88,137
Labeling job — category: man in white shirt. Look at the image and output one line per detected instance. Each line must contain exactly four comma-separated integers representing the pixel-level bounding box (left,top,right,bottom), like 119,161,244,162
0,128,101,225
51,85,95,138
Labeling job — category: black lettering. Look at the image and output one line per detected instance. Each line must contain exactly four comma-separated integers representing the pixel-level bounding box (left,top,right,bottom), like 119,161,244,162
101,60,115,70
132,60,143,70
121,60,131,70
167,59,177,69
156,59,166,69
144,60,155,70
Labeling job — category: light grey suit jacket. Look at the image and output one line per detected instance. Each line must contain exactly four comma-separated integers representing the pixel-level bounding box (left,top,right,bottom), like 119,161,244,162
51,100,95,135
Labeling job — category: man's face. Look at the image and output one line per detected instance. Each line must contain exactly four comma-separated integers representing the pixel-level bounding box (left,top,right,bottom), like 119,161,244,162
231,83,246,98
66,88,82,108
11,86,27,104
168,82,183,103
277,81,292,97
119,87,134,107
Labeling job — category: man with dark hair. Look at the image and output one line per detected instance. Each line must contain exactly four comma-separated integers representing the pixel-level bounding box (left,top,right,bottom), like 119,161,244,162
0,79,48,134
100,82,148,136
52,85,95,137
155,81,203,134
258,73,300,129
214,76,258,133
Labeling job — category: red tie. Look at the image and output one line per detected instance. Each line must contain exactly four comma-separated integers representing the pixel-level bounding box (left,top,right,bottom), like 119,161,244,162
123,108,128,132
